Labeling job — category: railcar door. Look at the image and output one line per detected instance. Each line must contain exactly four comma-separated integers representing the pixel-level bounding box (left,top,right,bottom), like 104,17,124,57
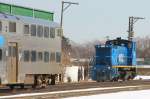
7,42,18,83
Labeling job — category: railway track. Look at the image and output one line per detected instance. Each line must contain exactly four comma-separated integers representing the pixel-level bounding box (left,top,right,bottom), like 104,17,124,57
0,80,150,97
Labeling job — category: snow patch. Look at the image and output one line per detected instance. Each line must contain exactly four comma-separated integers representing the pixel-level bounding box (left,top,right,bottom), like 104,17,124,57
134,75,150,80
64,89,150,99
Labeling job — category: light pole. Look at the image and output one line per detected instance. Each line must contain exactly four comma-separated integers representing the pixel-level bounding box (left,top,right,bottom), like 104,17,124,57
60,1,78,83
128,16,145,41
60,1,79,28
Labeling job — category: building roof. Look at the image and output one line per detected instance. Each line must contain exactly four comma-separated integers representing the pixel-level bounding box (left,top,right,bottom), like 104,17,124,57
0,13,59,27
0,2,54,21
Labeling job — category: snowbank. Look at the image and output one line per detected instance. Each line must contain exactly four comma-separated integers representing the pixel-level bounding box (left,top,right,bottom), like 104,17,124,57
134,75,150,80
64,89,150,99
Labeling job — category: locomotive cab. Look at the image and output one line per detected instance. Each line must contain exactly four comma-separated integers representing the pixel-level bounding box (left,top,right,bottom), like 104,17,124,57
91,37,137,82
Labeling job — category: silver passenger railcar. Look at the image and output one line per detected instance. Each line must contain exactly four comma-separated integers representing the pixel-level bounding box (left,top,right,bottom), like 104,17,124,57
0,13,62,88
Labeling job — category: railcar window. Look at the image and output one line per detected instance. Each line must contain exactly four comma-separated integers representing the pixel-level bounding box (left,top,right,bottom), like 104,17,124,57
44,27,49,38
0,21,2,32
8,46,12,56
8,46,17,57
57,28,62,37
37,25,43,37
56,52,61,63
38,52,43,61
24,25,29,34
44,51,49,62
50,52,55,62
12,46,17,57
31,51,36,62
31,25,36,36
0,49,2,60
24,50,30,62
9,22,16,32
50,28,55,38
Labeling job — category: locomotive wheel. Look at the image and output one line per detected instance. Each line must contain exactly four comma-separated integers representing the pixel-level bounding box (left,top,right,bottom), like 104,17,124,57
9,85,14,90
20,84,24,89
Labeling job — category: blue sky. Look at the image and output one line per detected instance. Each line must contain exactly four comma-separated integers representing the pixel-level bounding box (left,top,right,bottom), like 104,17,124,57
0,0,150,43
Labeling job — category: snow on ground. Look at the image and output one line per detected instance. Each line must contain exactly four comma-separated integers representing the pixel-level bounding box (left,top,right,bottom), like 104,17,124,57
134,75,150,80
64,89,150,99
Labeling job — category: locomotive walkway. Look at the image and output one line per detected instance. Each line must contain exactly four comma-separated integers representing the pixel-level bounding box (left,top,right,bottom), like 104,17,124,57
0,80,150,99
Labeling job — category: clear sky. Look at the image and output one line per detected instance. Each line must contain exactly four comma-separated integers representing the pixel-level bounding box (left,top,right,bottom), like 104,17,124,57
0,0,150,43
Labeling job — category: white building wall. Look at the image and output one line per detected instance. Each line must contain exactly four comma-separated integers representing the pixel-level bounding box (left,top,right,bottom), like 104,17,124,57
64,66,79,83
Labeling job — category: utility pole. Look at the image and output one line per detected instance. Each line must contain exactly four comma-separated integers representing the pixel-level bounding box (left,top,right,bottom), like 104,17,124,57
60,1,79,28
60,1,78,83
128,16,145,41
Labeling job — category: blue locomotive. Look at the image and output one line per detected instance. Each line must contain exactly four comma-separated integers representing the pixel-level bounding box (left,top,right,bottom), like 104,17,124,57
91,37,137,82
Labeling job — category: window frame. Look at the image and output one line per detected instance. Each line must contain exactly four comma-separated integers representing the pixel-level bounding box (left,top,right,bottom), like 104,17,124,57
24,24,30,35
31,24,36,36
50,27,55,38
37,25,43,37
56,28,62,37
9,21,16,33
44,26,49,38
38,52,43,61
24,50,30,62
50,52,55,62
56,52,61,63
31,50,36,62
44,51,49,62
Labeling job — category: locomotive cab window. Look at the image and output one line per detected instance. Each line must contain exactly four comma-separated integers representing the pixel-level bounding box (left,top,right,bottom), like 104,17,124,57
0,21,2,32
31,25,36,36
9,22,16,32
24,25,29,34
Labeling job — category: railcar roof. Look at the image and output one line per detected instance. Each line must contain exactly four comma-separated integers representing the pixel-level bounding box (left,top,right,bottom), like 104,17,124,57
0,13,59,27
